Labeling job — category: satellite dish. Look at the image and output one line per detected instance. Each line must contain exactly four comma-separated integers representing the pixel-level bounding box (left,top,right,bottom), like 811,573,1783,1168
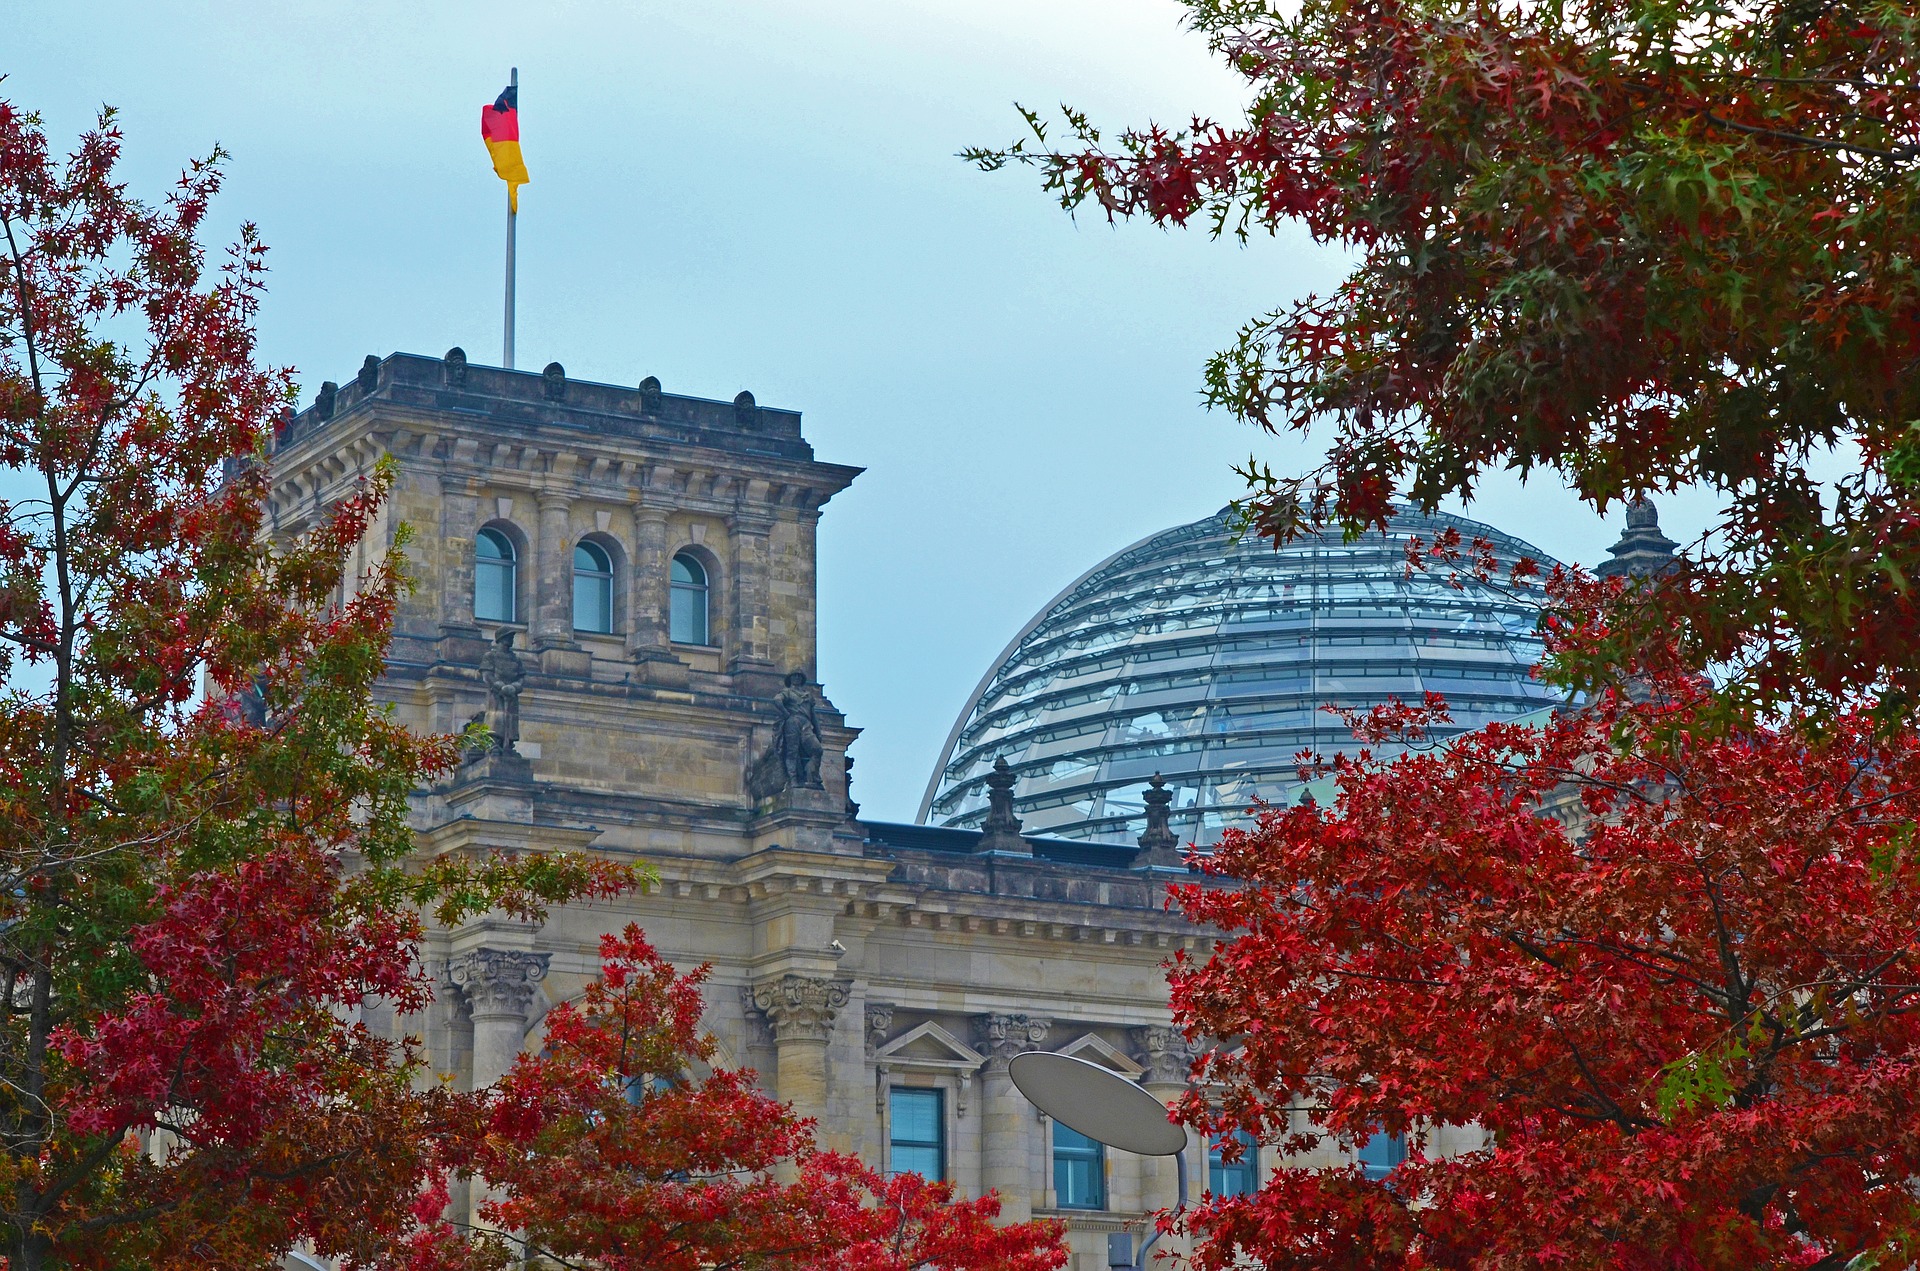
1008,1051,1188,1157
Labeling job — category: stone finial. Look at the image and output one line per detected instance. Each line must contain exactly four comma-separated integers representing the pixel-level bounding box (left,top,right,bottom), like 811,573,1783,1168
974,757,1030,855
357,354,380,393
1135,772,1184,868
1597,497,1679,579
750,975,852,1043
314,381,338,421
443,346,469,387
1130,1024,1201,1086
447,948,550,1020
542,362,567,401
865,1001,895,1056
845,754,862,820
637,375,663,413
971,1012,1052,1071
733,390,758,429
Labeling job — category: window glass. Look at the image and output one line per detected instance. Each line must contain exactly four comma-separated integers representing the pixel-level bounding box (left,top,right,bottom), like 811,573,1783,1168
670,552,709,645
1357,1130,1407,1181
1052,1122,1105,1209
475,528,516,623
888,1088,944,1180
1209,1131,1259,1197
573,541,613,633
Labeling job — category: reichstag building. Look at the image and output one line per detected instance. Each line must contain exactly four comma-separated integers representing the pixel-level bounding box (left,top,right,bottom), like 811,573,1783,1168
269,352,1664,1271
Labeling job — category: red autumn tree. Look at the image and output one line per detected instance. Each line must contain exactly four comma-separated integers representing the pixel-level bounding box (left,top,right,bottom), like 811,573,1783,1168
970,0,1920,721
0,100,630,1270
393,924,1067,1271
1164,572,1920,1269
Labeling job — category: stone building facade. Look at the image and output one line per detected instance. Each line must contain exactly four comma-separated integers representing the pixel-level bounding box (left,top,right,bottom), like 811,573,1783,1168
268,352,1252,1269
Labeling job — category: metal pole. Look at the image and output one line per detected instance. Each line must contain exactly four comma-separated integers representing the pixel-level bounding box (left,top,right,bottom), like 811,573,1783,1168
1133,1146,1186,1270
502,66,518,369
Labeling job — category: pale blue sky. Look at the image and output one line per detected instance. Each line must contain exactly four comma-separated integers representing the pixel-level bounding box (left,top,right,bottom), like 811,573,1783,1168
9,0,1721,821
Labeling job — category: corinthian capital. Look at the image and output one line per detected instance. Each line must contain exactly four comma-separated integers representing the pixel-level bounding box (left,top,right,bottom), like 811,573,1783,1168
971,1012,1052,1071
448,948,550,1020
749,975,852,1043
1130,1025,1201,1086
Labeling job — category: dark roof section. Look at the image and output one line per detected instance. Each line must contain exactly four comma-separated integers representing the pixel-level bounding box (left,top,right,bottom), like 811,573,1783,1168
277,352,819,464
858,820,1141,871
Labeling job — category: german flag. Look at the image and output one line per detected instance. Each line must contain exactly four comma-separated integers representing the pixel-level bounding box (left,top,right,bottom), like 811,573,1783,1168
482,84,529,212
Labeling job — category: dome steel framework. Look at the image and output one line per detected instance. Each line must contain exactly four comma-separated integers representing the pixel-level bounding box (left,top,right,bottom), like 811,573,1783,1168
918,506,1563,846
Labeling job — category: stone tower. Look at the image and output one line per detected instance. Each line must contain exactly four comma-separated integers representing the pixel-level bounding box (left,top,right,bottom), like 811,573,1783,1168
268,351,1224,1270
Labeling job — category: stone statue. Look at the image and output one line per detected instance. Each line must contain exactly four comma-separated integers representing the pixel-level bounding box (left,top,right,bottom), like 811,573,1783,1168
772,671,824,789
637,375,663,414
748,671,824,798
542,361,567,401
357,354,380,393
443,346,468,388
480,629,526,754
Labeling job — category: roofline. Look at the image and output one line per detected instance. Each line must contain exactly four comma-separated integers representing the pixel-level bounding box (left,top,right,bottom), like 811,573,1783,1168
913,516,1201,824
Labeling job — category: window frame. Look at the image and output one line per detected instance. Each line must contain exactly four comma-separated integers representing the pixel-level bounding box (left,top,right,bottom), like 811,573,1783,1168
572,539,615,634
474,526,519,624
669,551,711,646
886,1086,946,1182
1051,1119,1106,1210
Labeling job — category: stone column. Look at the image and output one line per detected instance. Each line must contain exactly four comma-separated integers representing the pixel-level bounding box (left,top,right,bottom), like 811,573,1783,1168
750,974,851,1115
439,490,481,636
448,948,550,1090
1132,1025,1201,1228
727,511,775,678
532,492,574,650
972,1012,1051,1223
627,506,673,660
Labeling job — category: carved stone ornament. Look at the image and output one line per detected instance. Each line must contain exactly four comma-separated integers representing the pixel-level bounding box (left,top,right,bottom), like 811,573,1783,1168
971,1012,1052,1071
1130,1024,1201,1086
314,380,338,422
448,948,550,1020
733,389,758,429
865,1002,895,1056
637,374,663,413
443,346,469,387
357,353,380,393
542,361,567,401
750,975,852,1043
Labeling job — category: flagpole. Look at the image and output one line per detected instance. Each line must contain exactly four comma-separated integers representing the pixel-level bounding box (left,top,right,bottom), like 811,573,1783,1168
502,66,518,370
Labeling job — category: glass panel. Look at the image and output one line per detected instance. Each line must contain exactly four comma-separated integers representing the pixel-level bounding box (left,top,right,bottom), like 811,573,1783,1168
670,554,709,645
1357,1131,1406,1181
474,530,516,623
889,1088,944,1181
573,543,613,633
1208,1131,1259,1197
1052,1122,1105,1209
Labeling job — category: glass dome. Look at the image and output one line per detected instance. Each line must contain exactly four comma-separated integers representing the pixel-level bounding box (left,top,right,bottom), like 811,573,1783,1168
918,505,1563,846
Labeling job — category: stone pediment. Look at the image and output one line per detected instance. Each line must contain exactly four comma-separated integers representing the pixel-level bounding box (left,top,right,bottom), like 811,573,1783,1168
1053,1031,1147,1079
875,1021,986,1072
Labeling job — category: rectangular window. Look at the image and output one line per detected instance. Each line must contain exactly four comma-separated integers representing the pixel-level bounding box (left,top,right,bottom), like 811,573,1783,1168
1052,1121,1105,1209
1208,1131,1259,1197
888,1087,944,1181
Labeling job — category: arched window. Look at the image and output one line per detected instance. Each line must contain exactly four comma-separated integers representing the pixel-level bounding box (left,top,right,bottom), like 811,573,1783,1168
475,528,517,623
670,552,709,646
573,541,614,634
